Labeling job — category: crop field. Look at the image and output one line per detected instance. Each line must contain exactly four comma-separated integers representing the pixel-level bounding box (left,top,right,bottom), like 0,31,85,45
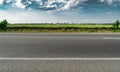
7,24,113,28
4,24,120,33
2,24,120,33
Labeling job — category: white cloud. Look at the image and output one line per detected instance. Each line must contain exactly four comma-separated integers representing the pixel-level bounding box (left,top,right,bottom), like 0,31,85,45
100,0,120,4
14,0,26,9
0,0,4,5
61,0,79,10
1,0,120,12
6,0,12,3
0,0,85,11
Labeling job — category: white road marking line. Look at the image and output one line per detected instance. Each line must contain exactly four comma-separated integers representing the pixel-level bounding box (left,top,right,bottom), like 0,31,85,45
102,37,120,40
0,58,120,60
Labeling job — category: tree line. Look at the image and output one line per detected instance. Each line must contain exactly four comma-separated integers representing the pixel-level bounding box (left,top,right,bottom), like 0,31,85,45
0,19,119,31
0,20,8,30
113,20,119,29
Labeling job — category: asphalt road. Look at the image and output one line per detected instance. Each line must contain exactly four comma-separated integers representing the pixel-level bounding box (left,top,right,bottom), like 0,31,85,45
1,60,120,72
0,33,120,72
0,33,120,57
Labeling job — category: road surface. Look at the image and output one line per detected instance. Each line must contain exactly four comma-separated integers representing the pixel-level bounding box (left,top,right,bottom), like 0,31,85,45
0,33,120,72
0,33,120,57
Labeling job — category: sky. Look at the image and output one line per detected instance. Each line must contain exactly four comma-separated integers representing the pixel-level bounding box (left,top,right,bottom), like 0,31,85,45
0,0,120,23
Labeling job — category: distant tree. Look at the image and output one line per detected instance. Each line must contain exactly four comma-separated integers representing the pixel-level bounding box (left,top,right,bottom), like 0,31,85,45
0,19,8,30
113,23,116,29
116,20,119,29
113,20,120,29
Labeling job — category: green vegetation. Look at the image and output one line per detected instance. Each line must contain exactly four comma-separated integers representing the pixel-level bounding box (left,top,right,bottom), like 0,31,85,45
5,23,120,33
8,24,112,28
0,20,119,33
0,20,8,30
113,20,120,29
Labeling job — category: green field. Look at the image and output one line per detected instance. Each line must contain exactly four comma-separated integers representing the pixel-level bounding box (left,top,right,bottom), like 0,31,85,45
8,24,113,28
4,24,120,33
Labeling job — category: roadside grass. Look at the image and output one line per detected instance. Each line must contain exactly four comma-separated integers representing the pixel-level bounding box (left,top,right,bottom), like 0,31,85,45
4,24,120,33
7,24,113,28
6,29,120,33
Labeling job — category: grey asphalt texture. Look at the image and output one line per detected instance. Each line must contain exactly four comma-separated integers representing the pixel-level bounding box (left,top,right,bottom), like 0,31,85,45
0,33,120,57
0,33,120,72
1,60,120,72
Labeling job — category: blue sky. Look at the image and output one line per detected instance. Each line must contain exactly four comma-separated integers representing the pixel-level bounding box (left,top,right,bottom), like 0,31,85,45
0,0,120,23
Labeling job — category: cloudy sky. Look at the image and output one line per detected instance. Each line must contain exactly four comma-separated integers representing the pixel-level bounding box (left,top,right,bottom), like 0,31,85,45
0,0,120,23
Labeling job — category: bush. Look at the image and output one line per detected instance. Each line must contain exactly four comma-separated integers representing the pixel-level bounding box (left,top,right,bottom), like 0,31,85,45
0,20,8,30
113,23,116,28
113,20,120,29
